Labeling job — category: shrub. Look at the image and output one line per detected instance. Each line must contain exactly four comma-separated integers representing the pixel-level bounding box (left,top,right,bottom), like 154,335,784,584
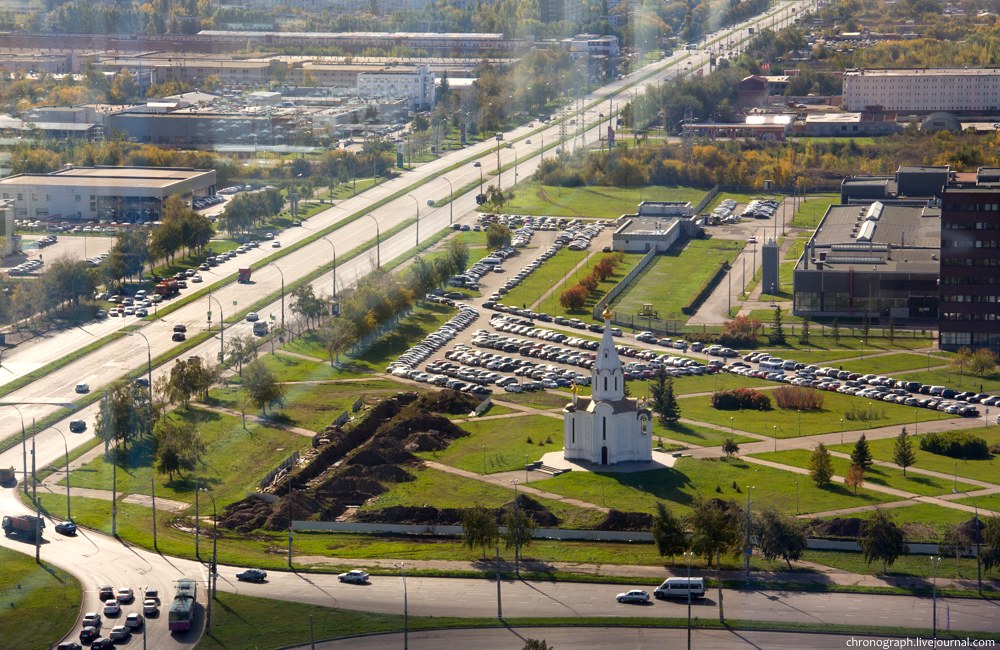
579,273,599,292
711,387,771,411
559,285,588,311
919,431,990,460
773,386,824,411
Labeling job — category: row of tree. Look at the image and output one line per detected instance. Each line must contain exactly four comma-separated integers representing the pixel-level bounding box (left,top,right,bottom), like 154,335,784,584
217,189,285,238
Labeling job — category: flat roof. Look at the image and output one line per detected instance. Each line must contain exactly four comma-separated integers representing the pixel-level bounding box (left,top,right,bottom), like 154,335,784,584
845,68,1000,76
0,166,213,189
798,203,940,273
615,217,682,236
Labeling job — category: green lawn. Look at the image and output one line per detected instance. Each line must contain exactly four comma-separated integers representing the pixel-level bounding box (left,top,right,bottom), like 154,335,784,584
840,352,952,375
537,253,648,321
362,465,605,530
504,183,707,218
785,237,807,261
759,333,935,357
816,503,975,540
828,425,1000,485
494,390,572,410
0,548,82,650
804,549,997,581
419,414,563,474
612,239,743,321
677,391,946,439
758,349,856,365
790,194,839,230
54,407,313,514
268,379,405,433
653,420,755,448
648,372,773,396
751,450,979,497
254,352,371,382
891,367,1000,394
955,492,1000,515
502,249,590,310
533,457,897,517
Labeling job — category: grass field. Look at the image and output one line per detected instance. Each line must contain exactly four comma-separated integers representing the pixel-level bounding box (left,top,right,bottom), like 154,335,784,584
891,367,1000,394
676,390,946,439
838,352,952,375
790,194,839,230
653,420,755,448
828,425,1000,485
420,414,563,473
251,351,370,382
532,457,897,516
955,492,1000,514
504,183,707,218
271,379,404,432
494,390,572,410
362,465,605,529
501,248,590,310
0,548,82,650
750,449,979,497
53,407,312,513
804,548,996,581
612,239,742,321
537,252,648,320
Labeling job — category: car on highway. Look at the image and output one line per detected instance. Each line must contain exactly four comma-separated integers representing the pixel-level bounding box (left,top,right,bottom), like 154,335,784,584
116,587,134,603
109,626,131,642
171,332,186,342
98,586,115,601
125,613,144,629
191,274,203,283
103,600,121,616
615,589,650,604
338,569,370,584
69,419,86,433
271,241,281,248
55,520,77,535
173,323,187,333
82,612,102,628
135,307,148,317
236,568,268,582
75,383,90,394
245,312,260,322
79,627,100,644
57,642,82,650
142,599,159,616
91,637,114,650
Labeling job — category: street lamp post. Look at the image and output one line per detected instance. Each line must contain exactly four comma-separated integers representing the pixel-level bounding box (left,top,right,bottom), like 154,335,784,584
953,490,983,592
8,404,27,496
269,263,285,334
395,562,409,650
195,479,200,560
50,426,70,521
365,214,381,268
685,551,695,650
507,143,518,184
931,555,941,645
322,237,337,298
203,488,218,631
840,418,845,445
443,177,454,225
406,193,420,245
744,485,755,582
207,296,224,364
495,133,504,190
773,425,777,452
473,161,483,195
794,479,799,515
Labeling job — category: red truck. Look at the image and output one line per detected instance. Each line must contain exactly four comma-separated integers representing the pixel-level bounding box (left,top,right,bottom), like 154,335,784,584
154,279,179,297
3,514,44,539
237,268,252,283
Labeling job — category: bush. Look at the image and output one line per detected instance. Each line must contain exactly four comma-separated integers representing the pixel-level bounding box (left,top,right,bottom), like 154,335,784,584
711,387,771,411
773,386,824,411
919,431,990,460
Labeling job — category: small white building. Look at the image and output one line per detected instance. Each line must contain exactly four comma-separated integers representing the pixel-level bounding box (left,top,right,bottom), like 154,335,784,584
563,308,652,466
357,65,435,110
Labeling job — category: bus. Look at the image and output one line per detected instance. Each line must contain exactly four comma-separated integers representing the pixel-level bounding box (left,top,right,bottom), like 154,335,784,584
168,578,197,632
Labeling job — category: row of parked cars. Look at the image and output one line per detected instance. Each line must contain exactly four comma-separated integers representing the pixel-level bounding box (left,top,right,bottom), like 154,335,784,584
8,258,43,275
193,194,225,210
711,199,740,224
386,304,479,379
36,234,58,248
557,222,605,251
437,343,588,391
448,246,521,290
741,198,780,219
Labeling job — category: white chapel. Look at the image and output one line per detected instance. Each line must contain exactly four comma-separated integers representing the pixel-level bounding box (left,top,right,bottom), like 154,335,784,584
563,308,652,465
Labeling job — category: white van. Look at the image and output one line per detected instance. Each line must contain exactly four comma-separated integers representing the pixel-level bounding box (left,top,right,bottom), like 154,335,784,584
480,257,503,267
654,577,705,600
929,386,946,396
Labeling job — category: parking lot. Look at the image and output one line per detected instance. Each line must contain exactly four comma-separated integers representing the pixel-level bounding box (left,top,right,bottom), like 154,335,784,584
5,233,116,273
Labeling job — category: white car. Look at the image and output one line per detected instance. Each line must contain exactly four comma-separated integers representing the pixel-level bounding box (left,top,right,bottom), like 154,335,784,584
103,599,121,616
116,587,134,603
616,589,650,604
338,569,370,584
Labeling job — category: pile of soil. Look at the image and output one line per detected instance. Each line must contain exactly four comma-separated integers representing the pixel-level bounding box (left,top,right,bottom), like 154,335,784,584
594,509,654,532
500,495,559,527
355,505,467,526
219,392,470,532
810,517,864,539
957,516,985,542
411,389,479,415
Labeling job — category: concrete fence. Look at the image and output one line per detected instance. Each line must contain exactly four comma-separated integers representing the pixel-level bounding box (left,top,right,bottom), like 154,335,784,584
259,451,300,490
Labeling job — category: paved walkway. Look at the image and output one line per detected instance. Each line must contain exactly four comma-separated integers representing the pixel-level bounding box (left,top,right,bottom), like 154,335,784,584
528,248,600,312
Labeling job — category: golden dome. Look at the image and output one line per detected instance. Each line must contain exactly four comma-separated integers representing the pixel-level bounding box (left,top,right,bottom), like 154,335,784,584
602,305,613,320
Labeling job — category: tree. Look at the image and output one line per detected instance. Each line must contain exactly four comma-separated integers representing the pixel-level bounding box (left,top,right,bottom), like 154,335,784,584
447,239,469,275
95,380,157,450
153,417,205,481
290,284,327,331
318,318,358,366
893,427,916,476
860,509,909,575
969,348,998,378
831,318,840,344
939,524,972,579
650,371,681,426
166,356,217,407
485,222,512,249
721,437,739,459
652,502,687,564
769,306,786,345
809,443,834,487
851,434,874,470
243,359,286,415
798,318,810,345
754,507,807,569
522,641,551,650
981,516,1000,573
845,463,865,495
502,507,535,574
687,497,741,622
954,346,973,377
461,505,500,557
225,334,260,377
559,285,587,311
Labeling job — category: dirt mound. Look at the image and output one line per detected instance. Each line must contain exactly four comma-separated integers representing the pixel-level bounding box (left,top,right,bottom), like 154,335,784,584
957,516,985,542
411,389,479,415
355,505,466,526
594,509,654,532
811,517,864,539
500,495,559,527
220,496,274,534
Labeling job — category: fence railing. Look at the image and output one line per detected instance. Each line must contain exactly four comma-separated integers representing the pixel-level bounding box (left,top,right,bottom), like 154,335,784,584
259,451,300,490
593,247,658,320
